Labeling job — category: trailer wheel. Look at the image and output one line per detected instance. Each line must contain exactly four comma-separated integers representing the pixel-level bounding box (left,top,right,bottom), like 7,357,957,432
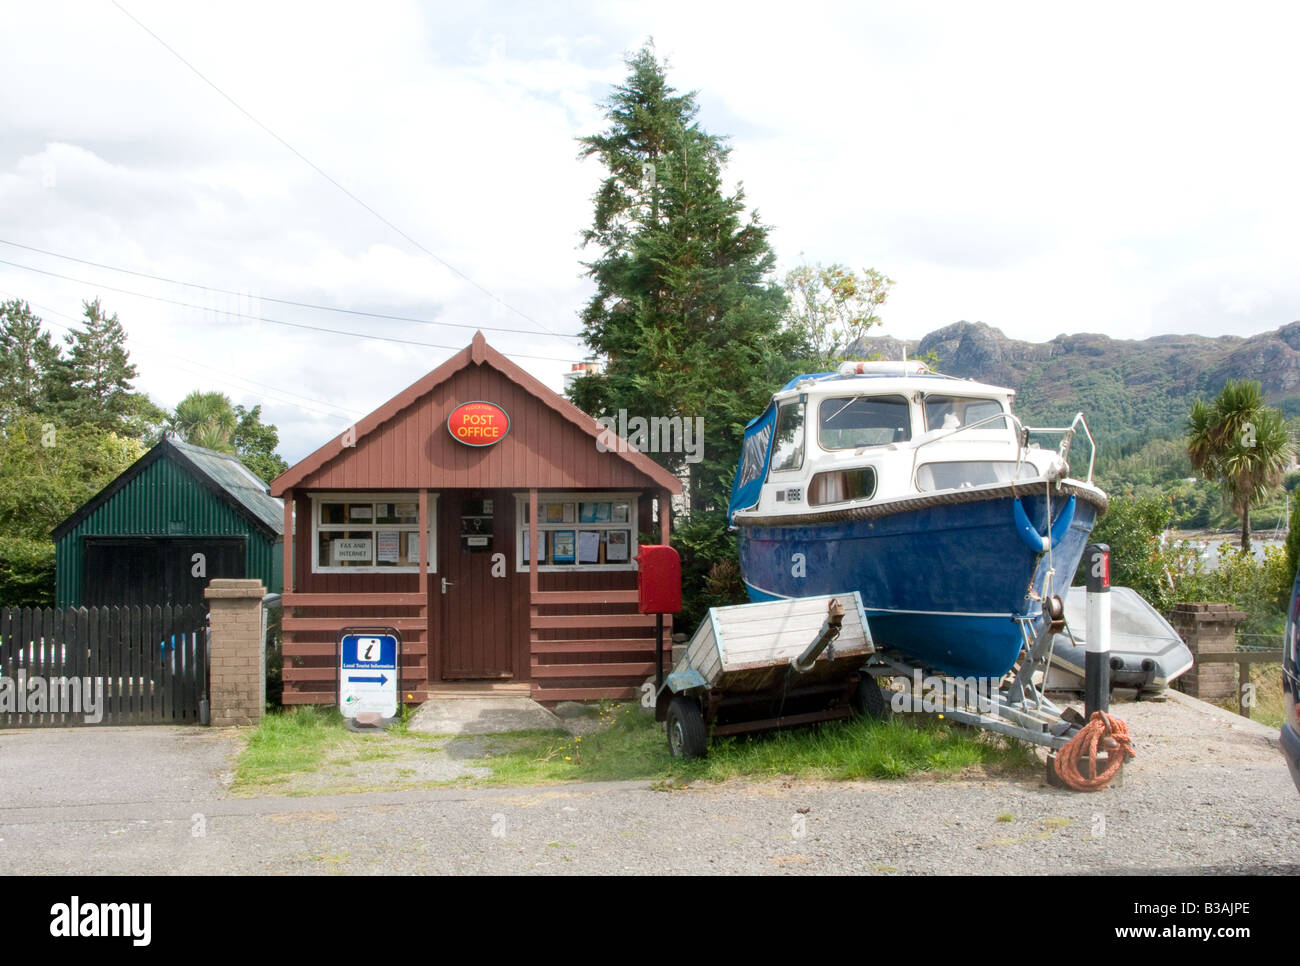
852,676,890,720
666,696,708,759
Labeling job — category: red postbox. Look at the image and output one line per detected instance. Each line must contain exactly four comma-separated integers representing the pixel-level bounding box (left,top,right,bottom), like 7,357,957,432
636,544,681,690
636,544,681,614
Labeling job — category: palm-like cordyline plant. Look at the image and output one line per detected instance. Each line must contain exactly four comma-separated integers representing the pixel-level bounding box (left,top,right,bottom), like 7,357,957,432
169,391,237,453
1186,380,1293,553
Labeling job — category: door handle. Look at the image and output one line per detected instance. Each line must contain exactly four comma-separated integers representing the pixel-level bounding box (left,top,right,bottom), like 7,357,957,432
441,578,455,595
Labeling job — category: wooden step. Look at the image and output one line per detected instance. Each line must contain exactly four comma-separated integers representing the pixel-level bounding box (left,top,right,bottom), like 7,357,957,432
529,639,659,654
529,662,656,679
530,686,639,702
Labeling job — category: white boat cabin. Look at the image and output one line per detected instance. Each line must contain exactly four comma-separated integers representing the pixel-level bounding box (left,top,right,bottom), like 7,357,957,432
734,361,1071,519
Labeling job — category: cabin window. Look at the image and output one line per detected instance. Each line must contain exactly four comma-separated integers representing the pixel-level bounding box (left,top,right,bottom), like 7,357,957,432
514,492,638,571
818,395,910,450
923,395,1008,432
769,399,805,472
738,422,773,489
808,467,877,506
312,493,437,573
915,460,1034,491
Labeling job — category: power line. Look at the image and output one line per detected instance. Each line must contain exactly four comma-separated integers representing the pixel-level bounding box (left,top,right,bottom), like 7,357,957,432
111,0,567,339
0,257,580,363
0,290,362,422
0,238,583,339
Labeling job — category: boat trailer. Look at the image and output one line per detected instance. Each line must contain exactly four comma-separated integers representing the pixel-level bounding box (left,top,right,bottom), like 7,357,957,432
862,611,1083,753
657,556,1132,790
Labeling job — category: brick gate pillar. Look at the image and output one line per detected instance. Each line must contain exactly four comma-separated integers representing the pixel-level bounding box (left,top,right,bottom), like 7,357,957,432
1167,602,1247,704
205,578,267,726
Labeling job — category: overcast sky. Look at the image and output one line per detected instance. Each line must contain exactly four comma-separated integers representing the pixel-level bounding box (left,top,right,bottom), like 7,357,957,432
2,1,1297,463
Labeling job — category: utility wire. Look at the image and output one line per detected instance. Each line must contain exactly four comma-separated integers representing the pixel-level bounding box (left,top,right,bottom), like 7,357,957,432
111,0,567,339
0,257,579,363
0,238,583,339
0,289,364,422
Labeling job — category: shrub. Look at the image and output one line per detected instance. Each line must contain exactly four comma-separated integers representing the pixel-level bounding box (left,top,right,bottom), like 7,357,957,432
670,510,747,633
0,536,55,608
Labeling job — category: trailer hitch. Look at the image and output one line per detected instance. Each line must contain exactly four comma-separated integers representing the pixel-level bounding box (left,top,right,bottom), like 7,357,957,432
791,598,846,673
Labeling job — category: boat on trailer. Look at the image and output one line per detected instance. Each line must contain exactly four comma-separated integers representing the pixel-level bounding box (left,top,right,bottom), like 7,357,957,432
728,360,1109,680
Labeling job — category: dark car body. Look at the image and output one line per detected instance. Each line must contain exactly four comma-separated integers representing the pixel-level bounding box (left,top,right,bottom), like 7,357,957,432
1283,567,1300,792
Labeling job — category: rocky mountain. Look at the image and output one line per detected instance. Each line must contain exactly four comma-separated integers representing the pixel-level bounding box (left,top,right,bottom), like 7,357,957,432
856,320,1300,459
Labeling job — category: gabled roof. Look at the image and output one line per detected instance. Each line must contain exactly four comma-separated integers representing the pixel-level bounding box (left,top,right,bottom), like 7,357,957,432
52,435,284,541
270,331,683,495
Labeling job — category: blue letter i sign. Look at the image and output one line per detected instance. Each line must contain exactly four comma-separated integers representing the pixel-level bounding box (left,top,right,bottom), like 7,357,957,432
339,630,400,723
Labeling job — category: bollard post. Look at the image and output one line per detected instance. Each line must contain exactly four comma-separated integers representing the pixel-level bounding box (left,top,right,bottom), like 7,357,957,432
1084,543,1111,718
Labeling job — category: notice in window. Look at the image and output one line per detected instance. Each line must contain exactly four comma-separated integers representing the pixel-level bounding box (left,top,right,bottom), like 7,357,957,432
552,530,575,563
606,530,629,562
577,530,601,564
332,539,372,564
522,530,546,563
407,532,420,563
376,531,400,564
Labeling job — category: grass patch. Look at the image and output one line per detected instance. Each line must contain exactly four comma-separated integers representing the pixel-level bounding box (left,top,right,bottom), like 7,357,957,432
1214,662,1285,729
233,701,1039,794
232,705,446,795
235,705,354,789
460,703,1037,785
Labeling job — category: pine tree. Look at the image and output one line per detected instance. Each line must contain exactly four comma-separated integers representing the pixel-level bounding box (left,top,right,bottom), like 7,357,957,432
0,299,61,427
46,298,155,435
570,43,806,514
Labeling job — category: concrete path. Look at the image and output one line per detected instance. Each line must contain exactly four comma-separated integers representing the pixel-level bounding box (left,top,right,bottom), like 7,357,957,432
407,695,564,735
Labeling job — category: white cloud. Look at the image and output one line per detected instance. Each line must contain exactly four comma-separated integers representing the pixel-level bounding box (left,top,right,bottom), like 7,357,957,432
1,0,1297,462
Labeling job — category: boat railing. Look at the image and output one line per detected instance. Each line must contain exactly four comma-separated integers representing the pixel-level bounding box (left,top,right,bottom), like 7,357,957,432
1018,412,1096,485
908,410,1096,487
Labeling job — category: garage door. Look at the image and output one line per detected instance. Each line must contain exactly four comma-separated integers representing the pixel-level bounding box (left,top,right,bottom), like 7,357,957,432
82,538,247,609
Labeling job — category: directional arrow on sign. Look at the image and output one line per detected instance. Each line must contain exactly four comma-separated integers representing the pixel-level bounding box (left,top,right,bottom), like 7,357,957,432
347,674,388,684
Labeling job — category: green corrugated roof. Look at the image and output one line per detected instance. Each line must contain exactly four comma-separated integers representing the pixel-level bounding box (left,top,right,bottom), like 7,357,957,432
166,438,284,534
52,435,284,540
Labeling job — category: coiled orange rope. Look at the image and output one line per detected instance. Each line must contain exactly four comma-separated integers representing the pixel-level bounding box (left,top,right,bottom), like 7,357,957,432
1053,710,1135,791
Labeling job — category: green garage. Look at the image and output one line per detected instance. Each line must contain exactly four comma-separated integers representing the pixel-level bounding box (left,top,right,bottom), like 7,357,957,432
52,435,283,609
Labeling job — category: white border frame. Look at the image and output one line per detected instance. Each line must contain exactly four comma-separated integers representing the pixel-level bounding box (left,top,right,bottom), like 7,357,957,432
513,491,639,573
310,492,438,574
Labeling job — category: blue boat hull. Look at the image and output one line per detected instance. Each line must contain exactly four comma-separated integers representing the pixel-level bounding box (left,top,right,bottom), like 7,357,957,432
737,490,1100,679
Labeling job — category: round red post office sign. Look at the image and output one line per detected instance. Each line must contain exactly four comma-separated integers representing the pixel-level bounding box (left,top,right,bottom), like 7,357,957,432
447,401,510,447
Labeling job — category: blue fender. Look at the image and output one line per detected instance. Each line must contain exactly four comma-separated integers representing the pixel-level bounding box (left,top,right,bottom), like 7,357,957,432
662,668,708,695
1014,494,1076,554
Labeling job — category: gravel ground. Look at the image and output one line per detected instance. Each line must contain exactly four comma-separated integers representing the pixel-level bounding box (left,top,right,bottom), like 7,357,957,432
0,692,1295,875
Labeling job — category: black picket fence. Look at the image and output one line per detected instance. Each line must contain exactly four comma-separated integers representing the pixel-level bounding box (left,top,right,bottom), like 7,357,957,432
0,605,208,727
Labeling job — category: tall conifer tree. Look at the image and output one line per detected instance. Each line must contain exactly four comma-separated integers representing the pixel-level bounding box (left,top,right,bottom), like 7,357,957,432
570,43,806,513
0,299,60,427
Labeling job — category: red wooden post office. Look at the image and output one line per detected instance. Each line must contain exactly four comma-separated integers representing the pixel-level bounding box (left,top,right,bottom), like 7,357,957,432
269,332,683,705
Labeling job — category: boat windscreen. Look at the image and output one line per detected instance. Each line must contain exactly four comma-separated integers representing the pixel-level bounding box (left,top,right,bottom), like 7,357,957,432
818,395,910,450
923,395,1008,432
916,460,1035,491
